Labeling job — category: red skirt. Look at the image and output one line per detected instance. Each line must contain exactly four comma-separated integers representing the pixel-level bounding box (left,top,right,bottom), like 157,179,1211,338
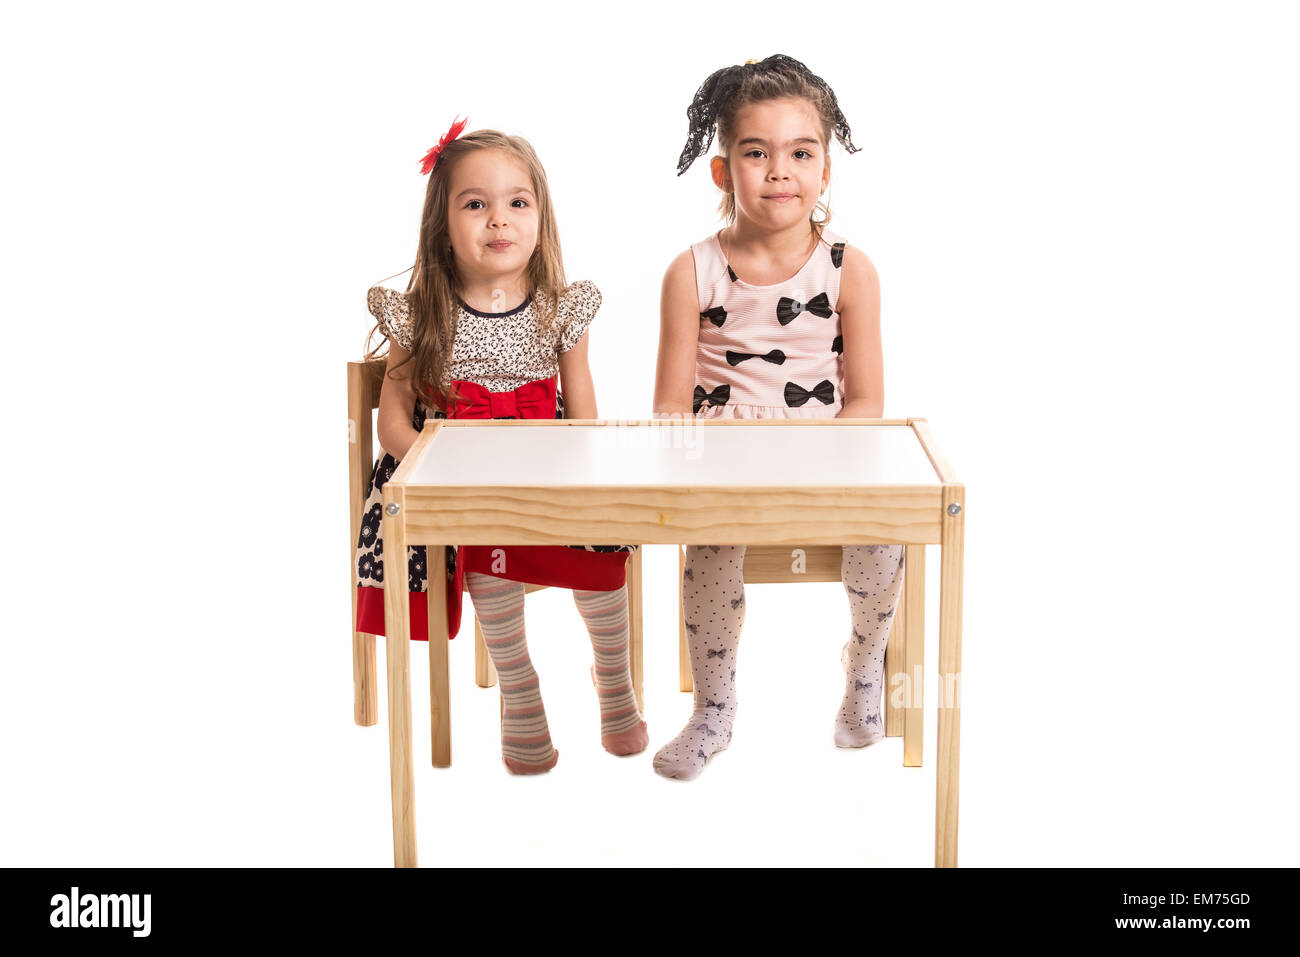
354,376,632,641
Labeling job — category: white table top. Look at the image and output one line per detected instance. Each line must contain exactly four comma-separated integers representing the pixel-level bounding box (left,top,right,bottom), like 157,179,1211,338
405,423,942,487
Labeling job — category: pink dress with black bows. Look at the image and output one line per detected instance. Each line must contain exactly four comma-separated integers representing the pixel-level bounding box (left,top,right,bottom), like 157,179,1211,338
691,227,847,419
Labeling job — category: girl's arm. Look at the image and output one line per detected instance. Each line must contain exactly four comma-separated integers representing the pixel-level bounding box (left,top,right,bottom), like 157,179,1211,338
558,331,598,419
376,342,421,461
653,250,701,417
836,245,885,419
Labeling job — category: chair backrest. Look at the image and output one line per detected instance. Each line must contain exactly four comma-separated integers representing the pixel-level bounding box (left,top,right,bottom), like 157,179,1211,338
348,359,388,552
743,545,844,583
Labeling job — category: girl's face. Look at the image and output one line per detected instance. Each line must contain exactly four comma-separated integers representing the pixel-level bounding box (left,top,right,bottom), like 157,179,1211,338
446,148,540,288
712,97,831,232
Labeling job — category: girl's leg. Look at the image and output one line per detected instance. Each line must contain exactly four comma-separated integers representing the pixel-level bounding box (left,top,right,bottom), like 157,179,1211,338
836,545,906,747
653,545,747,780
572,586,648,756
465,571,558,774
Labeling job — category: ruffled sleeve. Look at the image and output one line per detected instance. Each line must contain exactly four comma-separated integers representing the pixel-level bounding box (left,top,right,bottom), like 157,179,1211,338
367,286,415,352
557,280,602,354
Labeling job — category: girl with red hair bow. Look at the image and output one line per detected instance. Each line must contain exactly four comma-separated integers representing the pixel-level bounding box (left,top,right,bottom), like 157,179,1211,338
354,120,646,773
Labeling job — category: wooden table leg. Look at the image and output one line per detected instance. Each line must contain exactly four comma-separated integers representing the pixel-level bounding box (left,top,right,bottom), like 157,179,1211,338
935,486,965,868
381,496,416,868
903,544,926,768
428,545,451,768
884,586,902,740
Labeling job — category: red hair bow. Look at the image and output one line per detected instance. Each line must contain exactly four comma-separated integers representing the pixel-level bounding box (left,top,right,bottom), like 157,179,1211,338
419,116,469,175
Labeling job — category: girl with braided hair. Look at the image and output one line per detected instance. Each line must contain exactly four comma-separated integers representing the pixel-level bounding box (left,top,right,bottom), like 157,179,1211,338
652,55,906,780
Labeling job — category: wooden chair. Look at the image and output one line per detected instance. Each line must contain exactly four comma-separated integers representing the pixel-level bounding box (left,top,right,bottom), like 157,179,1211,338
677,543,925,767
349,358,645,739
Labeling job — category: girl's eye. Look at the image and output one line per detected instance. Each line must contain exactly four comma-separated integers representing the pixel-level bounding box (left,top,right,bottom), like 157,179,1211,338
511,198,528,208
794,149,813,160
466,200,484,210
746,149,766,159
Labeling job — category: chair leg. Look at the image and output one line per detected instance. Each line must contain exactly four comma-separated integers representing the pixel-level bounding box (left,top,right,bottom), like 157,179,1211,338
354,629,378,726
474,616,497,688
678,545,692,693
903,544,926,768
627,548,645,714
885,581,904,740
427,549,451,768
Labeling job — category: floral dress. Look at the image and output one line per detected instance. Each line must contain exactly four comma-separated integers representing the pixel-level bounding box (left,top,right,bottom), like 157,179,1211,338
354,280,636,641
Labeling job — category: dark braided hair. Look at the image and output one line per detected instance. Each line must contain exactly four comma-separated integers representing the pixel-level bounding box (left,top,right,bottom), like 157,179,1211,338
676,54,860,177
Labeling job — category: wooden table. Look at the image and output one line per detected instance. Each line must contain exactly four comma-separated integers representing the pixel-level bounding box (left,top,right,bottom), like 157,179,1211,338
379,417,964,867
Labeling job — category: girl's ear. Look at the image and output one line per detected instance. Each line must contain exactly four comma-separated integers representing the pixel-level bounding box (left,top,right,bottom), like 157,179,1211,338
709,155,732,192
821,160,831,195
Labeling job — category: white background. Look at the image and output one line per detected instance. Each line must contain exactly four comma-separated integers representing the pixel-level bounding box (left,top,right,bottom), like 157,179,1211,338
2,0,1297,867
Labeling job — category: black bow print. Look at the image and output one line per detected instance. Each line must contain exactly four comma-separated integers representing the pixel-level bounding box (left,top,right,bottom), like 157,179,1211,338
730,596,744,609
831,242,845,268
684,622,698,635
727,264,739,283
707,649,727,659
697,748,708,758
706,699,725,709
855,680,873,691
784,379,835,407
694,723,717,737
730,669,736,681
693,383,731,413
726,349,786,367
776,291,832,325
706,546,722,554
683,568,694,582
701,306,727,328
877,609,894,622
832,334,843,354
853,629,867,646
846,585,869,599
865,714,880,726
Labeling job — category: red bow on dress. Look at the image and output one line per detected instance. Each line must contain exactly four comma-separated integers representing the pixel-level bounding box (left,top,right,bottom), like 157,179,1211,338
446,377,557,419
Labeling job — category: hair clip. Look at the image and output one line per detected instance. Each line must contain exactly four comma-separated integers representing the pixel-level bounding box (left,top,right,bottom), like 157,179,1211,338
419,116,469,175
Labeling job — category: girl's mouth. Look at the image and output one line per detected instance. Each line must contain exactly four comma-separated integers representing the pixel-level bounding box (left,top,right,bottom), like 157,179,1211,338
487,241,514,250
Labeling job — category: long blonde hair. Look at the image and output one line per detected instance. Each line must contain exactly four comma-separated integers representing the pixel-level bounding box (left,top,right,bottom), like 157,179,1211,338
365,129,567,408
